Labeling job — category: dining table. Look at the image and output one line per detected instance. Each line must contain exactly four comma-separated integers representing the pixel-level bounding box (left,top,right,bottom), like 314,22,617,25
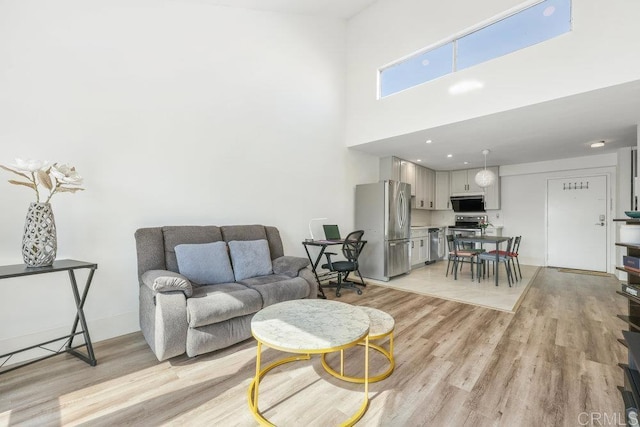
454,235,510,286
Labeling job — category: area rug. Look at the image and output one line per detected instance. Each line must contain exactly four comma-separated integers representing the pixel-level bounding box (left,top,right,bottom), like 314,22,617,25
362,261,540,313
557,268,611,277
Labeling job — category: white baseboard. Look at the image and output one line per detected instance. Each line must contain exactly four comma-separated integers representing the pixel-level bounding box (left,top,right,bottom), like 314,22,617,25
0,311,139,367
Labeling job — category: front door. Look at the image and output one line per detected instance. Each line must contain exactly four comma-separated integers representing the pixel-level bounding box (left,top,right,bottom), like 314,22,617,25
546,175,608,271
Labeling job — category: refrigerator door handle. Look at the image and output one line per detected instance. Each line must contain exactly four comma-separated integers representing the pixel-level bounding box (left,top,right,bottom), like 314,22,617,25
398,190,406,229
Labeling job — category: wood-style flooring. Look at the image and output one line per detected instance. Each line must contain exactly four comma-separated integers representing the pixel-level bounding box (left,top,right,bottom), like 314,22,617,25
0,268,629,426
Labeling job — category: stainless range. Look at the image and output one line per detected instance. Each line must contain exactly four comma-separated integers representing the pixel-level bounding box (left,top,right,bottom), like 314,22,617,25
447,216,487,249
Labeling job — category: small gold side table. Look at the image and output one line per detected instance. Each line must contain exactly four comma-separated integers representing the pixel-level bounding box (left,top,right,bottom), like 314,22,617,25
248,299,371,427
321,306,395,383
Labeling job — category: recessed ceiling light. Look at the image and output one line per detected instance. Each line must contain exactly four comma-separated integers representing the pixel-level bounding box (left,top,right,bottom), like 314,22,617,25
447,154,453,158
591,140,605,148
464,161,469,165
425,139,432,144
416,159,422,162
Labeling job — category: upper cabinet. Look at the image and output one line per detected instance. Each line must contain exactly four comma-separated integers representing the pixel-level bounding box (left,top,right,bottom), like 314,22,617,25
435,171,451,210
400,160,416,196
450,167,500,209
381,158,499,210
380,156,417,197
451,168,484,194
413,165,435,210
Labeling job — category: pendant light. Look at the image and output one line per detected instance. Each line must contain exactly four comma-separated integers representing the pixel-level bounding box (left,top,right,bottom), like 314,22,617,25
474,149,496,188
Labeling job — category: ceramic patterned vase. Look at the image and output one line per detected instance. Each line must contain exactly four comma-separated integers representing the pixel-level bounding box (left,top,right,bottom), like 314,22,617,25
22,202,57,267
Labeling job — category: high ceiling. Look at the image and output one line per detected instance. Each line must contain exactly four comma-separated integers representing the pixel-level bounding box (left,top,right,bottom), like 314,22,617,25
201,0,639,170
201,0,378,19
351,79,640,171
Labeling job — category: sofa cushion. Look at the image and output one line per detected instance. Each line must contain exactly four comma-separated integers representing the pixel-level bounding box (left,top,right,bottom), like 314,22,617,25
221,225,267,243
175,242,234,285
239,275,310,307
272,256,310,278
228,239,273,281
163,226,223,272
186,283,263,328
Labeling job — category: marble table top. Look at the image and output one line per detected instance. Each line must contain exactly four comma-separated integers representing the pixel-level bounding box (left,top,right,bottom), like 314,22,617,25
357,306,395,339
251,300,370,352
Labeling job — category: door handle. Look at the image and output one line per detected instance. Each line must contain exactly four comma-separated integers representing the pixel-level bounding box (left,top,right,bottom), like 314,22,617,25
595,222,605,226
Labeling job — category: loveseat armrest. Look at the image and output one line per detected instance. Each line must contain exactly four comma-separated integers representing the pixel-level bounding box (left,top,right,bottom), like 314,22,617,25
272,256,310,278
141,269,193,297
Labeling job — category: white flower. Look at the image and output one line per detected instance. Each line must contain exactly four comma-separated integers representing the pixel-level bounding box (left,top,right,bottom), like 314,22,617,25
9,158,50,173
50,163,83,186
1,158,85,202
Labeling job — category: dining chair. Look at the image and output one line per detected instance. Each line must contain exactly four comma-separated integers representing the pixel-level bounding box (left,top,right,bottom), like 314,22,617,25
486,235,522,281
452,237,479,281
478,237,515,286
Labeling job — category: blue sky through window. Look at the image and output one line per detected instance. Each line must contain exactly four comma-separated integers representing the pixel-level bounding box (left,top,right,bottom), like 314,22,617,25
456,0,571,70
380,43,453,98
378,0,571,98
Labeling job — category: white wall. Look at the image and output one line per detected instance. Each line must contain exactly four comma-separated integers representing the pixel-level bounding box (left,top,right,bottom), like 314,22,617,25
500,153,617,268
346,0,640,146
0,1,379,356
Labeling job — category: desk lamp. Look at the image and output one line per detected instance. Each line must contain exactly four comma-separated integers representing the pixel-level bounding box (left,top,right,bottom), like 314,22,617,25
307,218,328,241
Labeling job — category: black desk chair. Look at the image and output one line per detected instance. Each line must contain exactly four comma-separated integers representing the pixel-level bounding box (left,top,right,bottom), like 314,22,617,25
321,230,366,297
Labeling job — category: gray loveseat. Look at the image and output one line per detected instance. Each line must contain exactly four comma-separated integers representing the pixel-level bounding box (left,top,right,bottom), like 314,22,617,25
135,224,317,361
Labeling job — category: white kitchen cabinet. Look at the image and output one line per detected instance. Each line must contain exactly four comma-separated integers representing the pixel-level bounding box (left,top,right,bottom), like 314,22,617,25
411,228,430,267
413,165,435,210
450,170,467,194
451,168,485,194
467,168,484,193
413,165,429,209
410,238,420,266
380,156,416,196
425,168,435,209
400,160,416,196
435,171,451,210
419,237,429,261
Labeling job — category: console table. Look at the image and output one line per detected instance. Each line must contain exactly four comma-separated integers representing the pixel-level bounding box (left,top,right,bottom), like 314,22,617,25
0,259,98,374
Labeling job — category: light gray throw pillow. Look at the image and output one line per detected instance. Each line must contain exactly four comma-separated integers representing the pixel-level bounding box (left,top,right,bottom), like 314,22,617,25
175,241,235,285
228,239,273,281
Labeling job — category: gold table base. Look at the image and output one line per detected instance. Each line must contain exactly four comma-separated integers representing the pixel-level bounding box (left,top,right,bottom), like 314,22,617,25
321,332,394,384
248,337,370,427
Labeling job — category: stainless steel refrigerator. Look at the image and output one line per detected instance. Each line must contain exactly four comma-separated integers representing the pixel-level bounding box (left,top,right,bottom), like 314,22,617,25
355,180,411,281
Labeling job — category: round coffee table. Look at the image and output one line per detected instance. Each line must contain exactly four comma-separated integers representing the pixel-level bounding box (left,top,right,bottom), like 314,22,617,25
248,299,371,426
321,306,395,383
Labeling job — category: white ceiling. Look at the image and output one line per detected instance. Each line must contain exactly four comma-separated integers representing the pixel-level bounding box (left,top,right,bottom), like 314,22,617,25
351,79,640,170
200,0,378,19
200,1,639,170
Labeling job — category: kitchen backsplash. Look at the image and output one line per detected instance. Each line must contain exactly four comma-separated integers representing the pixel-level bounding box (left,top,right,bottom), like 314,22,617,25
413,210,504,227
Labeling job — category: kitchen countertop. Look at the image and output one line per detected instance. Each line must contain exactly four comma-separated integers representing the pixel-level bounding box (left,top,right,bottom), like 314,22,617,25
411,225,446,229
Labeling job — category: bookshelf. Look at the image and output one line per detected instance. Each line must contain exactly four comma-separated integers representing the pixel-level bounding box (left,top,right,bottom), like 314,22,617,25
614,219,640,423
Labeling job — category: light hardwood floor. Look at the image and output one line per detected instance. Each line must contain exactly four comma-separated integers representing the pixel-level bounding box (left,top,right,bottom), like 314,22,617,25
0,268,629,426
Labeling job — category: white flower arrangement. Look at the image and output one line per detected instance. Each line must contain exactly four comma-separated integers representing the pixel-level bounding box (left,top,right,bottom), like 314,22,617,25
1,158,84,203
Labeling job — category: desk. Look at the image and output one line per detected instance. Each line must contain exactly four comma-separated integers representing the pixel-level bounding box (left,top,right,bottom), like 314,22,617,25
454,236,510,286
248,300,370,426
0,259,98,374
302,240,344,299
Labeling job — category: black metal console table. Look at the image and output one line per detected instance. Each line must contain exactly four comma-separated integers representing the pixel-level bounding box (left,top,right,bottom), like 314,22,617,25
0,259,98,374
